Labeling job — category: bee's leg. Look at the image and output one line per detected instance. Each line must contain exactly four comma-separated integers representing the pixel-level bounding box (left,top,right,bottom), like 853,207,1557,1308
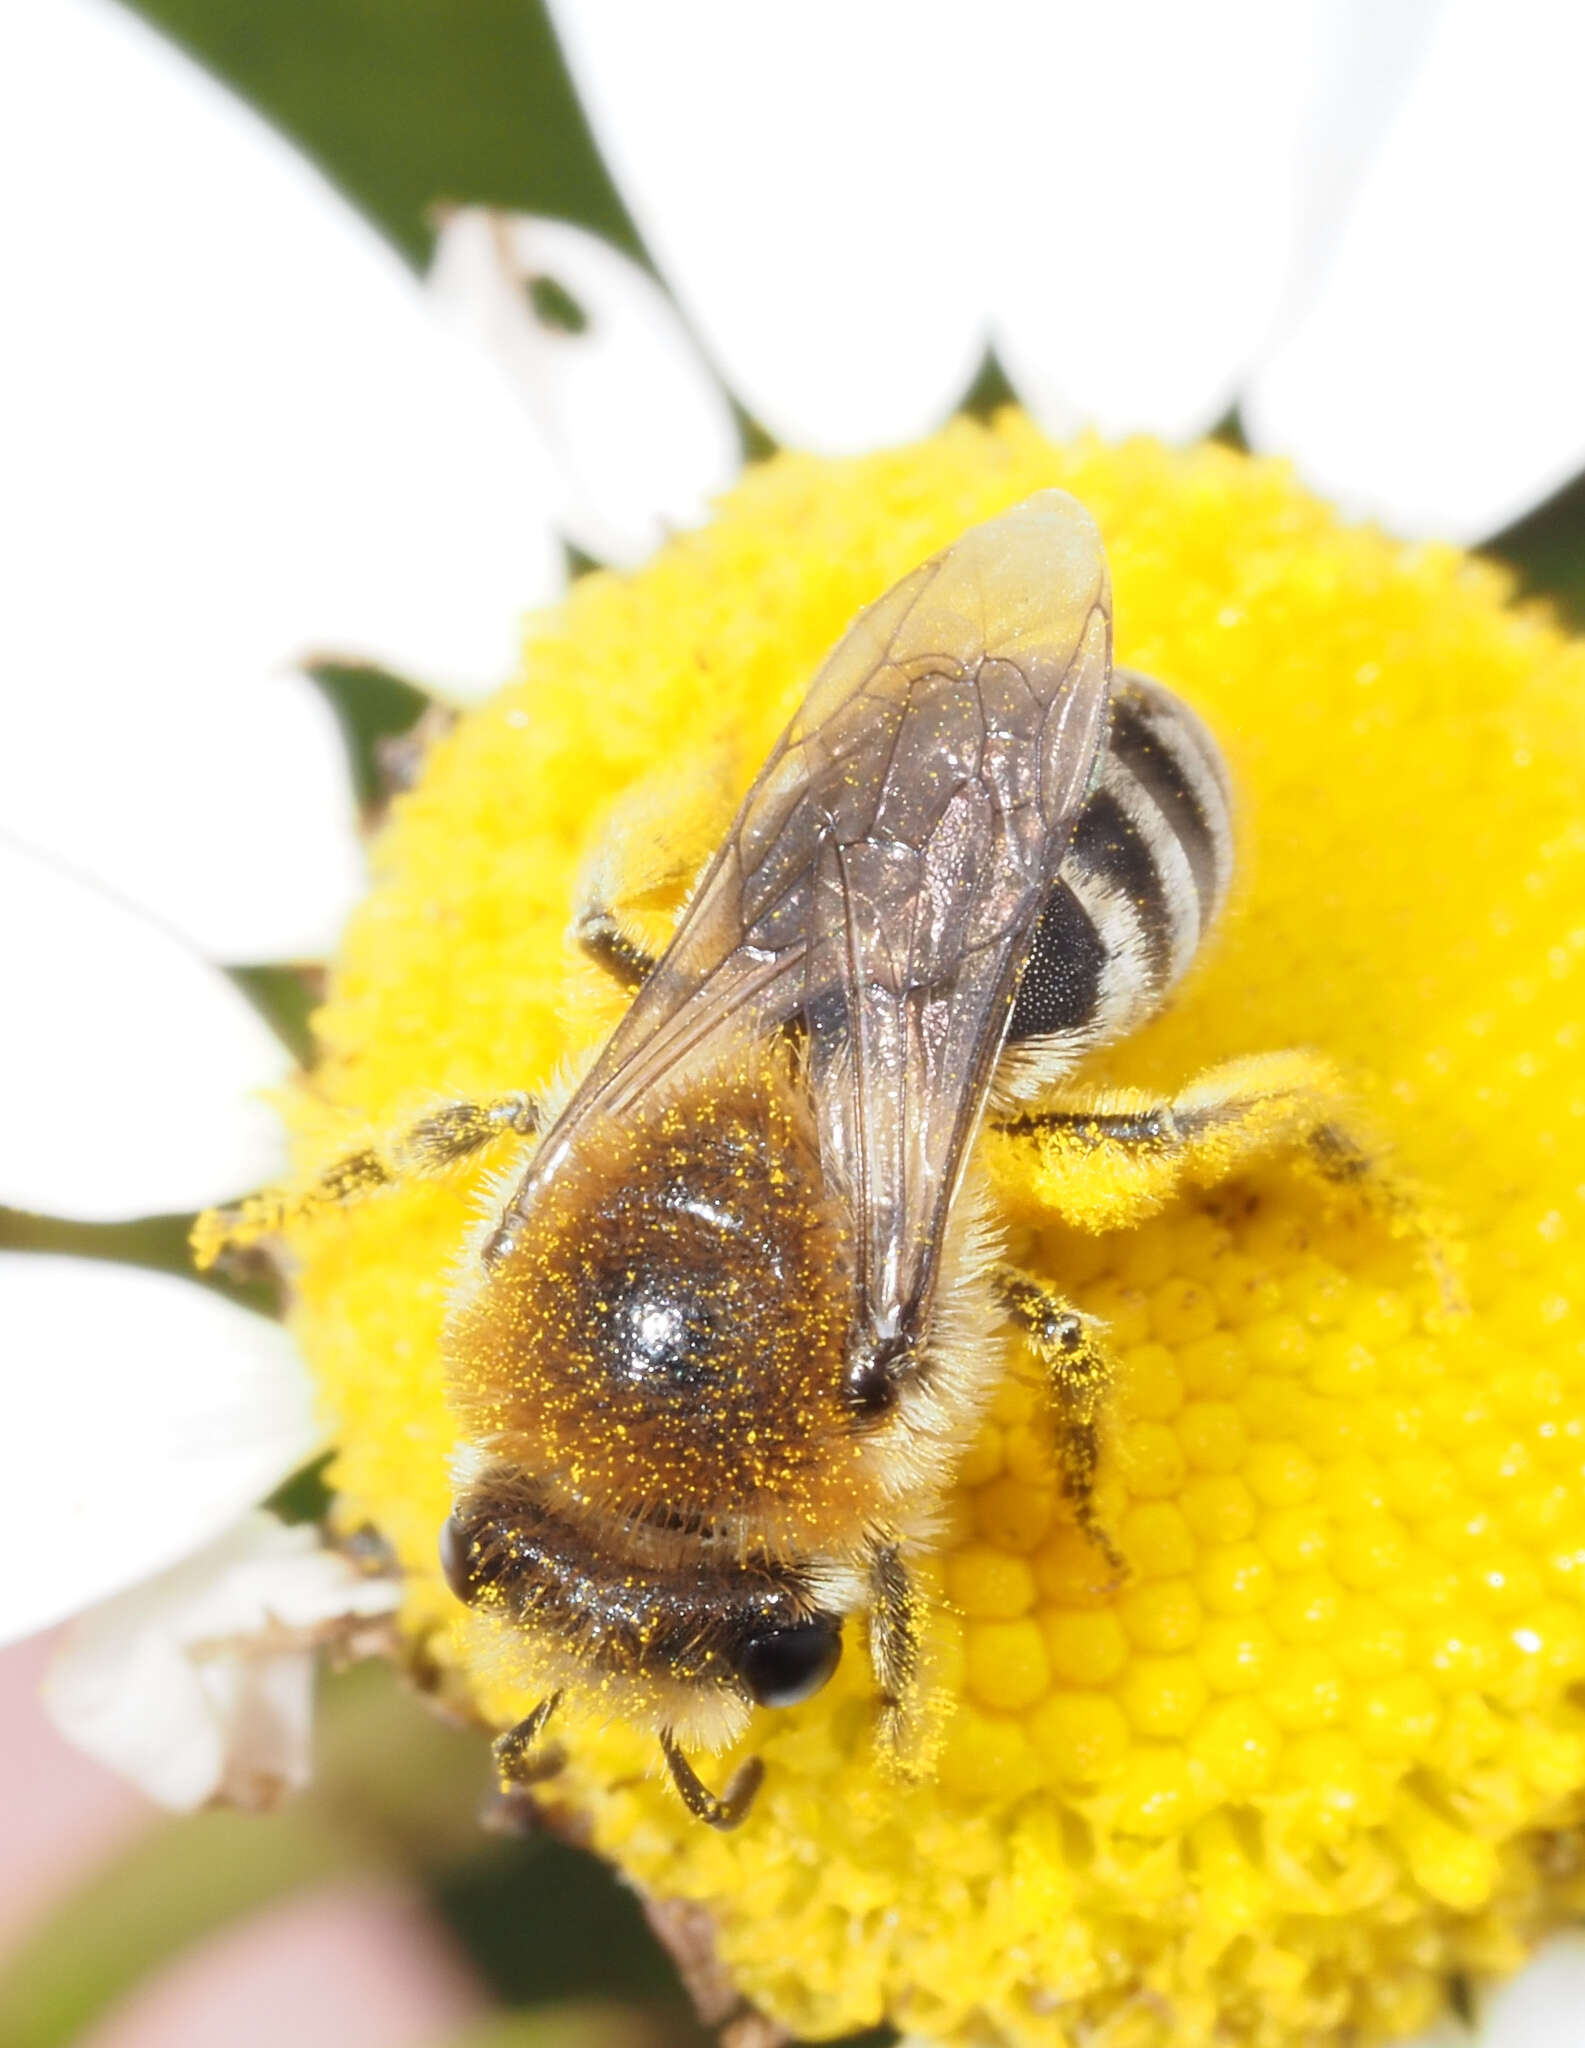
573,744,739,992
995,1267,1127,1578
659,1731,764,1831
493,1691,566,1787
993,1049,1460,1312
573,904,658,990
866,1540,921,1754
191,1091,541,1268
393,1095,543,1169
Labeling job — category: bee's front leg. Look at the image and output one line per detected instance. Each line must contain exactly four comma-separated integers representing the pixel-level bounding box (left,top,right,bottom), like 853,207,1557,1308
659,1733,763,1831
493,1691,566,1788
994,1267,1127,1580
192,1091,541,1268
865,1539,922,1756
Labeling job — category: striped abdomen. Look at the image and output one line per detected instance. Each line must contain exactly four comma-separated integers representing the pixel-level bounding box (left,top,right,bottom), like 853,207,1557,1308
1004,670,1232,1082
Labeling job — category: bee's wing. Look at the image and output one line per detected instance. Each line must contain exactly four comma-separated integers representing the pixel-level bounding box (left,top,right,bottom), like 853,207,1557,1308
790,496,1111,1352
498,494,1111,1330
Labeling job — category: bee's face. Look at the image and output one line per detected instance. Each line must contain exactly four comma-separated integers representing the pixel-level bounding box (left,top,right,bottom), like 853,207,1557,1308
438,1462,848,1722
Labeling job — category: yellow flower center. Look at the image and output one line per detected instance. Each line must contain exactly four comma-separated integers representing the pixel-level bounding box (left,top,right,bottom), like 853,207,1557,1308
282,417,1585,2048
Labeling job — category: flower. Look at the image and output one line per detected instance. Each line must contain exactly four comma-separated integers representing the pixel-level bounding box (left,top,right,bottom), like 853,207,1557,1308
270,419,1585,2048
8,1,1585,2034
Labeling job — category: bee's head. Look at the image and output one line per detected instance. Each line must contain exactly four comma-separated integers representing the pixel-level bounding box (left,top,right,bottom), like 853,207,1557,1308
439,1473,848,1727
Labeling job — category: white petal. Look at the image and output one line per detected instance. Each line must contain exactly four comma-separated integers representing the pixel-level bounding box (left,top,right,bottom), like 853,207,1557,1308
0,1257,321,1645
42,1512,399,1810
3,0,561,956
1244,0,1585,538
992,2,1330,440
430,212,741,567
1474,1935,1585,2048
1269,0,1446,319
1399,1939,1585,2048
0,842,289,1219
547,0,986,450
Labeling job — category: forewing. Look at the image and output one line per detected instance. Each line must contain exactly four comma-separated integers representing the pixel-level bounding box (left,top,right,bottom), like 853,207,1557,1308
494,493,1111,1315
792,496,1112,1348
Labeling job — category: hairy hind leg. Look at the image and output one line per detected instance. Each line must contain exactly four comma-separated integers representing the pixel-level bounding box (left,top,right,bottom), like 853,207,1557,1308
993,1049,1461,1312
191,1090,541,1268
995,1266,1127,1578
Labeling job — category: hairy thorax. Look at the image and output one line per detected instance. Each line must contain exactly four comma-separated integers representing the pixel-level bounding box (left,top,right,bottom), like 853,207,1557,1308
447,1051,876,1552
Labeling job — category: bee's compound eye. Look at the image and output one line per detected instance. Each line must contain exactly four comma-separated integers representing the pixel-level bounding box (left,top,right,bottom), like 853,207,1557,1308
737,1616,843,1708
439,1511,484,1605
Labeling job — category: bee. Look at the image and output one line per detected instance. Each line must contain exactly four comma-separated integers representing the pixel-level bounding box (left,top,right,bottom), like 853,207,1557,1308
201,489,1433,1829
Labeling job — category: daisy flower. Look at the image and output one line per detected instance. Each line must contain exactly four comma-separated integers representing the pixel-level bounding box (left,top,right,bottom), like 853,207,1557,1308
265,420,1585,2048
5,4,1585,2046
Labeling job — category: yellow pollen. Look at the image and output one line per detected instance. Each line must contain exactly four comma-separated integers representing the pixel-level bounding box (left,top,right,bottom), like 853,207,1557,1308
279,417,1585,2048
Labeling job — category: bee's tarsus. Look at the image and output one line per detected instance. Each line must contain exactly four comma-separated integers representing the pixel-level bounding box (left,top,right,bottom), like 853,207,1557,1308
493,1690,565,1786
1305,1116,1465,1319
1305,1120,1371,1184
866,1541,919,1722
399,1094,540,1172
998,1265,1127,1578
191,1092,542,1269
660,1731,764,1830
874,1694,907,1761
575,905,659,991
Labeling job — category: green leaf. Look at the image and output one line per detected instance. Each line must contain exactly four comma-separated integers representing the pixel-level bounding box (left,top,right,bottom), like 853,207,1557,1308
1488,465,1585,627
304,660,433,818
439,2005,694,2048
0,1205,276,1312
264,1448,337,1524
431,1838,685,2009
123,0,640,267
227,961,322,1066
0,1804,369,2048
958,351,1020,424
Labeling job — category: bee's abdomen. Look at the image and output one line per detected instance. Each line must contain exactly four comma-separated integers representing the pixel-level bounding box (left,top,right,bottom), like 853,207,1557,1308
1007,672,1232,1058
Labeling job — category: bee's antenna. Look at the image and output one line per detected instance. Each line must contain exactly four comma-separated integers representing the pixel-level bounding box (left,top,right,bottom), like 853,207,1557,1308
493,1690,565,1785
659,1730,764,1830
